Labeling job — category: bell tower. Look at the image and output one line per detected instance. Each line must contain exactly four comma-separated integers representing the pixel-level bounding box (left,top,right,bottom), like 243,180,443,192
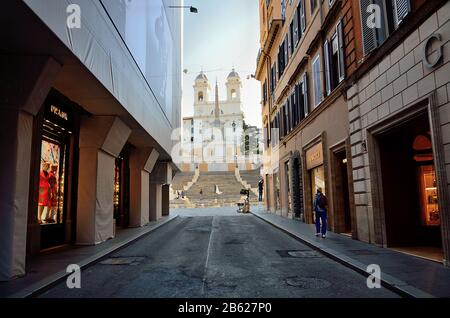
226,69,242,102
193,71,210,105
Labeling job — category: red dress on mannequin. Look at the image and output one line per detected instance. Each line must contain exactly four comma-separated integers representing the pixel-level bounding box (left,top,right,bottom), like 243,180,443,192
38,170,50,206
48,171,58,208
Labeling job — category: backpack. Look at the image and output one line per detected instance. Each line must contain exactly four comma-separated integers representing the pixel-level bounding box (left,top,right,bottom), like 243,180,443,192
314,194,326,213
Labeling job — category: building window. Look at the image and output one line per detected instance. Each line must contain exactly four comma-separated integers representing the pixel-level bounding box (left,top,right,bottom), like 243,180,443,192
293,6,299,46
299,0,306,34
198,91,204,102
324,20,345,95
296,72,309,121
263,80,268,104
310,0,318,13
281,0,286,21
289,21,294,55
231,89,237,99
359,0,411,55
285,99,291,134
278,36,288,78
312,55,322,107
270,64,277,95
284,35,289,67
291,90,296,128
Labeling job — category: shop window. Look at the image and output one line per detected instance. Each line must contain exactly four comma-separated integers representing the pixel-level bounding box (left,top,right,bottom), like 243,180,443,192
418,166,440,226
35,98,78,250
38,139,66,225
413,134,440,227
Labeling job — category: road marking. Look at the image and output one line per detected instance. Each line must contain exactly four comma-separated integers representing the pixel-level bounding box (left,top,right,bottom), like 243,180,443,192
201,216,216,295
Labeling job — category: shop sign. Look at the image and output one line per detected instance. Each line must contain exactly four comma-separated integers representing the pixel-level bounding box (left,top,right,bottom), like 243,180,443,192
50,105,68,121
306,143,323,170
45,102,73,130
423,33,443,69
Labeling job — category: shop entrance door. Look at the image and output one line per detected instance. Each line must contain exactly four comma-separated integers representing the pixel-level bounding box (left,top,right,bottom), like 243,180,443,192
334,150,352,235
114,145,131,228
378,112,443,262
291,157,304,220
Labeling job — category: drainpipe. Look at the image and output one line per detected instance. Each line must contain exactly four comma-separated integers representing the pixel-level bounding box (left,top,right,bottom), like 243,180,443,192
320,0,327,103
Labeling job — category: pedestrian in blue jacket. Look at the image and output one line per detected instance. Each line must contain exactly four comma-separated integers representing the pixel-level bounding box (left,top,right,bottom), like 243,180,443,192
313,188,328,238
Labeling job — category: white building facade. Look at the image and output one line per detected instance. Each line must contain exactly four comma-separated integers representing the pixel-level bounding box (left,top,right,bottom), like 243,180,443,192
181,70,258,172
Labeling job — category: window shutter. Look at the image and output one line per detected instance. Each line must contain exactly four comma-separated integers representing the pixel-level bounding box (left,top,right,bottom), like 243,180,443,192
297,3,302,39
287,99,291,133
292,90,298,126
293,10,299,45
288,25,292,56
300,0,306,32
312,57,322,106
284,103,288,135
303,73,309,116
393,0,411,27
292,93,295,128
285,36,289,67
337,20,345,82
324,40,332,95
297,83,303,120
284,104,288,136
360,0,378,55
290,22,294,54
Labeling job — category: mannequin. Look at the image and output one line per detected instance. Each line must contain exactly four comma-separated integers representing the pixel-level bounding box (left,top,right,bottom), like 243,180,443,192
38,162,51,223
46,164,58,223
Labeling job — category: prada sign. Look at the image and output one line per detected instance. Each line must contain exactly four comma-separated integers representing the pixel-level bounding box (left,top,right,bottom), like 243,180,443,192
44,101,73,130
306,143,323,170
50,105,68,121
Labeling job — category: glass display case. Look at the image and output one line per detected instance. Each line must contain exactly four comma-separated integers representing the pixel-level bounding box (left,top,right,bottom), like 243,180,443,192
418,165,440,226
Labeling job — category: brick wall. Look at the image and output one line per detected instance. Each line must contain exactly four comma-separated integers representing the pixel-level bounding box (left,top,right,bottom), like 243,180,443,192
346,1,450,244
341,0,360,76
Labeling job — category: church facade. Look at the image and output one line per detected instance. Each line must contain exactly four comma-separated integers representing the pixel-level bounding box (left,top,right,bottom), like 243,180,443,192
181,70,261,172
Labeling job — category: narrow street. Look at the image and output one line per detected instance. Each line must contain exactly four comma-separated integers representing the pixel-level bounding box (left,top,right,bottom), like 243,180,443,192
38,208,397,298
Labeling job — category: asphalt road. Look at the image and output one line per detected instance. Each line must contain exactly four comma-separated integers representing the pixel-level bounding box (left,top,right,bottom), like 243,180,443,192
39,209,398,298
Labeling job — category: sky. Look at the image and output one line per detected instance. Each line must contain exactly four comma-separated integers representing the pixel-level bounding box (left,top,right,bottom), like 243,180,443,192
182,0,262,128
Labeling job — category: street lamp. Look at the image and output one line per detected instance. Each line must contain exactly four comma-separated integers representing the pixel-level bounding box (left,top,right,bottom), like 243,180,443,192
232,122,237,167
168,6,198,13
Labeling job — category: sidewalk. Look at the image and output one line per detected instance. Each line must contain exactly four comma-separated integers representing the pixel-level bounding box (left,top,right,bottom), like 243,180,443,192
0,214,178,298
251,207,450,298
